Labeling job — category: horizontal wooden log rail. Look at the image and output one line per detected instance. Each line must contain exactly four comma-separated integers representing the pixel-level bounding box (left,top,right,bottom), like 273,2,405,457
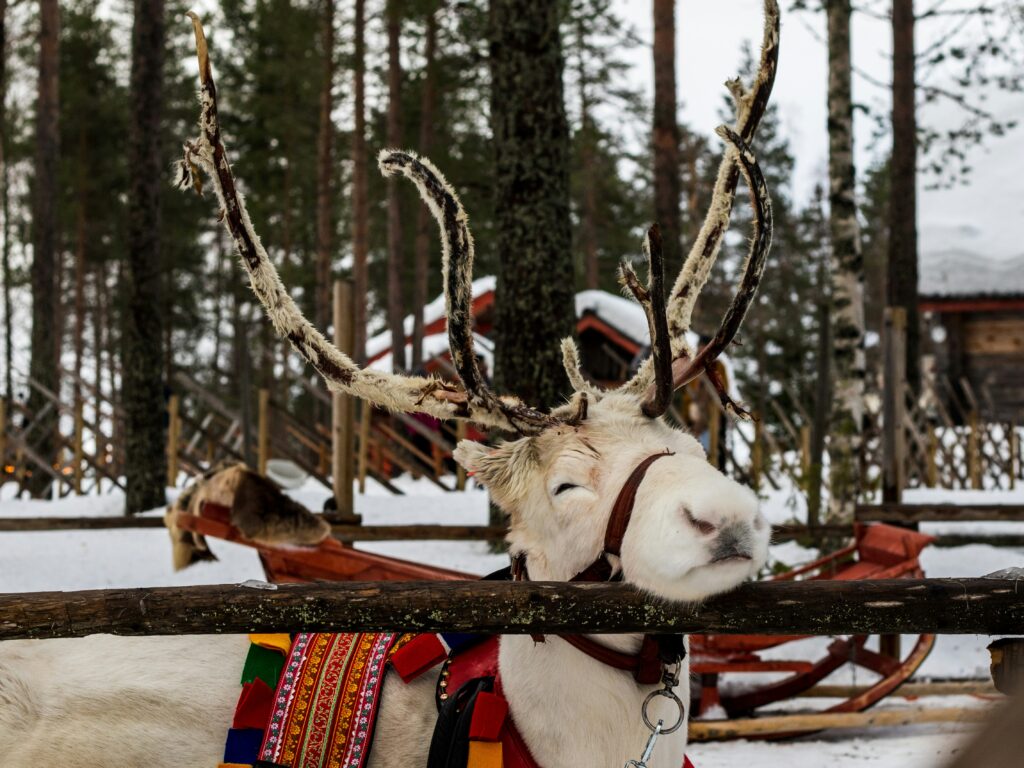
4,517,1024,549
800,680,998,699
857,504,1024,523
329,524,508,542
688,706,991,742
2,578,1022,641
0,516,166,531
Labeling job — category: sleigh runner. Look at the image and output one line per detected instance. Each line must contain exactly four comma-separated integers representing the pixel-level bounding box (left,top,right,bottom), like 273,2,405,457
174,500,937,742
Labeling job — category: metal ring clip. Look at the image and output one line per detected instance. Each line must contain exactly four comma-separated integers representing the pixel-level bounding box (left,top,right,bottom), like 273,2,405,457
641,688,685,734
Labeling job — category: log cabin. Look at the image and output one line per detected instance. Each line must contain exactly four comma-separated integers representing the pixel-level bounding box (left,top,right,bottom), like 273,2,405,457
922,250,1024,422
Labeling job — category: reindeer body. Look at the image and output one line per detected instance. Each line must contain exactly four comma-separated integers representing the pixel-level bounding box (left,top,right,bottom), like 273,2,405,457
0,4,781,764
0,635,680,768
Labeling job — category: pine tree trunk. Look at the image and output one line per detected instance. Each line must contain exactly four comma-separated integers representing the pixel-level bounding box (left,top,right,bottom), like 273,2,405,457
95,262,109,439
0,0,11,402
90,265,104,448
25,0,60,497
889,0,919,391
652,0,682,277
490,0,576,408
826,0,865,521
73,133,87,413
411,3,438,372
122,0,166,512
315,0,335,334
386,0,405,371
352,0,369,364
211,233,226,389
574,17,598,290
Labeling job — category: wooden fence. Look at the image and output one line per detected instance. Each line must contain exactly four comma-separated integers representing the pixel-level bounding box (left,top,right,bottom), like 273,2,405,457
3,577,1021,640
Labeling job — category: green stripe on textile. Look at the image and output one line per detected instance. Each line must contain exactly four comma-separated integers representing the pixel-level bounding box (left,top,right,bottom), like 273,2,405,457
241,642,285,688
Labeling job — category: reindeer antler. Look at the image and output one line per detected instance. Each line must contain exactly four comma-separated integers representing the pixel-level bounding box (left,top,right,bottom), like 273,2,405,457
623,0,779,412
179,13,555,435
377,150,557,434
619,226,672,418
650,126,773,417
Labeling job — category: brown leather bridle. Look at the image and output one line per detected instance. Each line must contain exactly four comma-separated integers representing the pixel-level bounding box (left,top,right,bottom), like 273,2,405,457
511,449,685,685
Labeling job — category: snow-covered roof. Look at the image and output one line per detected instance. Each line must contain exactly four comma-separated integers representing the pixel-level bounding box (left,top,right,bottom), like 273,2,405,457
920,249,1024,298
575,289,700,351
365,276,496,361
368,331,494,374
364,279,736,392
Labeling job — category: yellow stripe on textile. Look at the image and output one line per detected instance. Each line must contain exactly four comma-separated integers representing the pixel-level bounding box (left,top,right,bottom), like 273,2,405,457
467,740,503,768
217,763,250,767
249,633,292,655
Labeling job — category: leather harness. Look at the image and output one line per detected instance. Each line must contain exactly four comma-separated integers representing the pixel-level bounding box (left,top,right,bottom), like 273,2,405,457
512,449,686,685
422,449,691,768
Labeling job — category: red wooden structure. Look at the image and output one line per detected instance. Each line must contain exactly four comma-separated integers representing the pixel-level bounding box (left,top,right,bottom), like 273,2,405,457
690,524,936,735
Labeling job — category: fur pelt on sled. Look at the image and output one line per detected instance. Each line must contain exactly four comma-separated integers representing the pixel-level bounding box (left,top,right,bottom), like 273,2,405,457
163,463,331,570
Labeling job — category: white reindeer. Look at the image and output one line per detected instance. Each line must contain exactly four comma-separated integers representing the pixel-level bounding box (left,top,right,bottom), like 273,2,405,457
0,4,779,766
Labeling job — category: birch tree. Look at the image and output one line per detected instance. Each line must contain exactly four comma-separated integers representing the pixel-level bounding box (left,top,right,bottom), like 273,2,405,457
827,0,865,520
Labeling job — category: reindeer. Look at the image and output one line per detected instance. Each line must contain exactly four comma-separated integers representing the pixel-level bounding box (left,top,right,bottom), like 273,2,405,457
0,3,779,766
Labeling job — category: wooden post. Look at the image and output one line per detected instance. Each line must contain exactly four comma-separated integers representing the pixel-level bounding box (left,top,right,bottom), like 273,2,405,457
968,410,982,490
0,397,7,480
751,418,763,492
799,425,811,480
882,307,907,503
332,280,357,521
989,638,1024,695
708,410,721,469
357,402,371,494
166,394,180,487
73,400,84,494
1008,423,1017,491
455,421,467,491
926,423,938,488
257,388,270,476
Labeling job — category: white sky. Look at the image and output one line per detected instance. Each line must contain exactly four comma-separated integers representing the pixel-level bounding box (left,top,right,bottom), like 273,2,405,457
613,0,1024,260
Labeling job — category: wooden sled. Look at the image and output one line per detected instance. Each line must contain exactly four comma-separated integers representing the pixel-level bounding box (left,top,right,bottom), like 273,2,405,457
173,501,469,583
175,505,936,740
689,523,937,739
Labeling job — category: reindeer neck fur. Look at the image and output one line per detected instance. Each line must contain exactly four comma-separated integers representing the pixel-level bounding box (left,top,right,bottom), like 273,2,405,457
498,634,688,767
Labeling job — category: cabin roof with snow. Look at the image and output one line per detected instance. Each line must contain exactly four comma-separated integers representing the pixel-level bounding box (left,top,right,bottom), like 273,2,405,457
366,278,734,390
920,251,1024,312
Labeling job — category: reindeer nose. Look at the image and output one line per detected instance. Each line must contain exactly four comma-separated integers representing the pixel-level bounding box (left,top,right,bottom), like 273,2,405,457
710,524,754,563
684,507,717,535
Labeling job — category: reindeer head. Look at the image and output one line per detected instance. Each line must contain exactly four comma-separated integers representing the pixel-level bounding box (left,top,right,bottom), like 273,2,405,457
180,0,779,605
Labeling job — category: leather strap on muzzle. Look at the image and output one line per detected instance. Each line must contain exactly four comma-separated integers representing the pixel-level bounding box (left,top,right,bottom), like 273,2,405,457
571,449,674,583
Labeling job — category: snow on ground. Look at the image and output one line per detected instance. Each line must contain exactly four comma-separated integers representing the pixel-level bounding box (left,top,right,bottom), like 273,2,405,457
1,478,1017,766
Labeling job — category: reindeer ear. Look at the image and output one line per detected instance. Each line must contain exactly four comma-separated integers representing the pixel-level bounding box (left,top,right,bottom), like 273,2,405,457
453,437,539,508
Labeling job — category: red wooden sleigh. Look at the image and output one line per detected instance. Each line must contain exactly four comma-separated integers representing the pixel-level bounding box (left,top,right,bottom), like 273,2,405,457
690,523,936,736
174,504,935,739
